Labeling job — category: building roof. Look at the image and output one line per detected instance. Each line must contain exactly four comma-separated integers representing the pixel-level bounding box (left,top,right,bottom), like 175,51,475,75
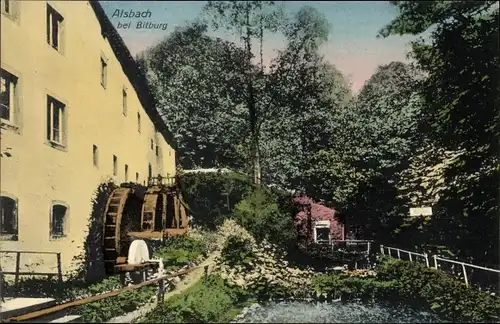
89,1,177,150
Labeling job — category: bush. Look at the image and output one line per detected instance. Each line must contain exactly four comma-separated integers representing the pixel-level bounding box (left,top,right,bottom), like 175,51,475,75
313,258,500,322
142,275,253,323
220,235,256,269
72,276,156,322
153,235,208,272
375,257,500,323
233,188,296,248
178,172,253,229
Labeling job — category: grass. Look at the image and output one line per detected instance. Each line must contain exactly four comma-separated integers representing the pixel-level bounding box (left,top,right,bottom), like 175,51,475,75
141,275,255,323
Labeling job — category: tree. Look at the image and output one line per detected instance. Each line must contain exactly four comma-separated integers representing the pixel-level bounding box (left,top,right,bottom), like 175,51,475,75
379,1,499,265
203,2,331,184
303,61,423,242
142,22,249,170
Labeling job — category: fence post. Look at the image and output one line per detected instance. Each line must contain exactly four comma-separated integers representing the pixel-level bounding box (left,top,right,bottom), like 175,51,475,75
387,247,391,257
0,263,4,304
397,249,401,259
424,253,430,268
408,252,413,262
56,253,63,284
157,279,165,302
433,255,438,269
461,263,469,287
14,252,21,286
380,245,384,255
204,265,209,283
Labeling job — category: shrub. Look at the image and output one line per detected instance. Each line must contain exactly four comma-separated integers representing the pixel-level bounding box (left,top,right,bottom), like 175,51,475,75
73,276,155,322
153,235,208,272
143,275,253,323
375,257,500,323
220,235,256,269
233,187,296,248
178,172,253,229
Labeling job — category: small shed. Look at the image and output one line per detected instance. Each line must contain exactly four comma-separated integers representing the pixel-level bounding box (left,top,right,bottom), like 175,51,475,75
292,196,345,244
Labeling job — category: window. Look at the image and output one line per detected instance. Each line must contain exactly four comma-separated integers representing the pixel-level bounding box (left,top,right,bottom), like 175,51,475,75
2,0,19,19
1,0,10,14
155,145,159,156
137,113,141,132
113,155,117,176
100,57,107,88
135,172,139,183
150,139,153,150
47,4,64,51
46,95,66,146
125,164,129,182
148,163,152,179
0,195,18,240
50,202,68,237
169,149,171,157
0,69,17,124
122,88,127,116
92,145,98,167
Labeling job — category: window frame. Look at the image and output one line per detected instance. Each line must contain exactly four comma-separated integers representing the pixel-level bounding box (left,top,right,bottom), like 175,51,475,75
0,193,19,241
46,3,64,52
49,201,69,239
122,87,127,116
0,68,18,128
113,155,118,176
100,56,108,89
46,94,67,149
124,164,129,182
93,144,99,168
137,112,141,133
1,0,20,22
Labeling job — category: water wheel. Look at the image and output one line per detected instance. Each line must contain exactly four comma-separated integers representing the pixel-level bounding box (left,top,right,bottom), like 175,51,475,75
102,187,141,273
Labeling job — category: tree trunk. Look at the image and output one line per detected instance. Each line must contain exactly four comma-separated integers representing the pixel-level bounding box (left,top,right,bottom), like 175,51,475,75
245,7,261,185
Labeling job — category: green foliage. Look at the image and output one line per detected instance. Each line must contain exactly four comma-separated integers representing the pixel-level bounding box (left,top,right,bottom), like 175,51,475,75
380,0,499,267
314,258,500,322
220,235,256,269
375,257,500,322
232,187,296,247
73,276,156,322
143,275,253,323
313,274,398,303
143,22,248,170
178,172,253,229
154,235,208,272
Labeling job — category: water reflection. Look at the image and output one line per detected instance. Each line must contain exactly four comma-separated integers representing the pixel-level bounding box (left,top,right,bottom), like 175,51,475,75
236,301,444,323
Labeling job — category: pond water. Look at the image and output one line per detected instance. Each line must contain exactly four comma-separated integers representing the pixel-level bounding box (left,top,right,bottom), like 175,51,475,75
236,301,445,323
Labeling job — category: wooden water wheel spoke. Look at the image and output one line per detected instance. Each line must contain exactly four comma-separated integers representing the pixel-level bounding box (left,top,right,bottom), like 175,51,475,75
141,192,158,232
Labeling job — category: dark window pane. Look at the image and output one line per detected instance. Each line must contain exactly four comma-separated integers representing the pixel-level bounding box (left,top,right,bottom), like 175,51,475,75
52,204,67,235
0,75,11,120
0,197,17,235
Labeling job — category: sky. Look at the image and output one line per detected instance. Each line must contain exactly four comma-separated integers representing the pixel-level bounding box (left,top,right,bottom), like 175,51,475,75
100,1,422,93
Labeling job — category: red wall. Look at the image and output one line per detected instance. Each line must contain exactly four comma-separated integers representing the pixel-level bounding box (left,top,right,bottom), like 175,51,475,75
292,196,344,242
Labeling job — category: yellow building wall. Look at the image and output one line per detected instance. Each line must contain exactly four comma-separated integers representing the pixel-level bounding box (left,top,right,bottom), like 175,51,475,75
0,0,176,277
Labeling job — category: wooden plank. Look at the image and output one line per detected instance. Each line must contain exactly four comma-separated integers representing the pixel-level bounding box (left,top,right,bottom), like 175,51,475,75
2,272,59,276
127,228,188,239
0,251,60,255
6,265,202,322
113,262,160,272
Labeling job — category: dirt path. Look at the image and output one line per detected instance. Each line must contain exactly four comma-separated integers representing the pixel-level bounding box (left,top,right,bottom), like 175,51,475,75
107,252,219,324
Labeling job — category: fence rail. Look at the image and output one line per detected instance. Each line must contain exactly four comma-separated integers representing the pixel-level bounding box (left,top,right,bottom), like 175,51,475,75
0,250,63,302
380,245,500,289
